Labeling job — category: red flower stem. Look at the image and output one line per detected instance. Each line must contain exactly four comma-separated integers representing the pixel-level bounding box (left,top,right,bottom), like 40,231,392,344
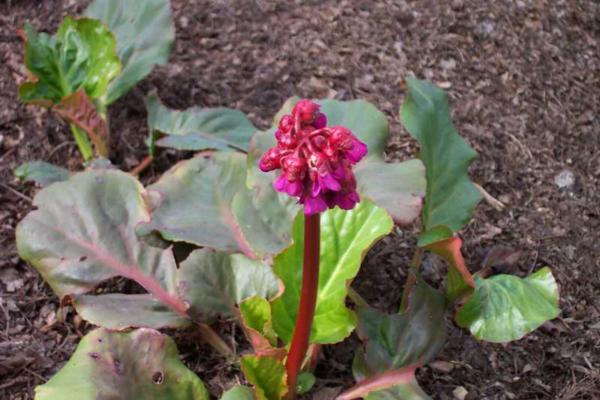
285,212,320,399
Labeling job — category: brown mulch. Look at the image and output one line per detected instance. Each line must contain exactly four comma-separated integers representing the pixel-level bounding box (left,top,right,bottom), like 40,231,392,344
1,0,599,399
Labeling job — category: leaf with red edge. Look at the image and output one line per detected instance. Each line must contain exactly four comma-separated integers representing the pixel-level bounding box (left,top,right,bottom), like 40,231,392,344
239,296,281,356
338,364,427,400
15,170,190,328
137,152,298,259
53,89,109,157
425,237,475,302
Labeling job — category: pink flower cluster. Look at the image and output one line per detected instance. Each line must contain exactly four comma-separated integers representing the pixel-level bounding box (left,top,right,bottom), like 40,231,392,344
259,99,368,215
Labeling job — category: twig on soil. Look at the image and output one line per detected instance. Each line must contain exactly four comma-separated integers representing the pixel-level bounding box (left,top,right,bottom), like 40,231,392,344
130,155,154,176
474,183,505,211
0,183,32,203
347,287,370,308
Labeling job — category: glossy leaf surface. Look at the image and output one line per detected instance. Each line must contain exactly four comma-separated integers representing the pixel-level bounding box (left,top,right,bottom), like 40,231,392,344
271,200,393,344
19,18,120,104
456,267,560,342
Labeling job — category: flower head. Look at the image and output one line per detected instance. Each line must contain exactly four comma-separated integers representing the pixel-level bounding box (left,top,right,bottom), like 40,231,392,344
259,100,368,215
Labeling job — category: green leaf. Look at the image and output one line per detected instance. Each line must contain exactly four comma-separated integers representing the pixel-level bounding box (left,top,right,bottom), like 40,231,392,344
14,161,70,187
240,296,277,348
296,372,316,395
354,276,447,376
456,267,560,342
137,152,297,258
176,249,280,322
240,354,288,400
271,200,394,344
19,18,120,104
69,294,189,329
146,93,257,155
16,170,189,329
85,0,174,104
35,328,209,400
400,77,481,235
221,386,255,400
247,98,425,224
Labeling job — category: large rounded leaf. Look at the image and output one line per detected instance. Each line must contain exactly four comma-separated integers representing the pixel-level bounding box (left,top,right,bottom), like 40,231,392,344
177,249,280,322
271,200,394,344
354,275,447,375
85,0,174,104
16,170,189,328
35,328,209,400
400,77,481,237
456,267,560,342
138,152,297,258
247,98,425,224
146,93,257,155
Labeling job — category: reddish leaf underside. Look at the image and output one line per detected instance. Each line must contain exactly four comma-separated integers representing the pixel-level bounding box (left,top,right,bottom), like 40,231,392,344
337,364,420,400
54,89,109,157
426,237,475,302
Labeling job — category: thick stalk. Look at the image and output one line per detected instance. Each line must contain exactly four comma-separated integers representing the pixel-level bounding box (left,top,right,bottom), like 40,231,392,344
285,213,320,399
70,124,93,161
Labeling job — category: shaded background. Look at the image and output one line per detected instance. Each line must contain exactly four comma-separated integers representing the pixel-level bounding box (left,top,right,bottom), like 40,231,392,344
0,0,598,398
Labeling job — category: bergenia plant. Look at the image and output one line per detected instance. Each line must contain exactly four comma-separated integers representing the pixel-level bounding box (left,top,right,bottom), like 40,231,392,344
16,77,560,400
257,99,367,397
17,0,173,164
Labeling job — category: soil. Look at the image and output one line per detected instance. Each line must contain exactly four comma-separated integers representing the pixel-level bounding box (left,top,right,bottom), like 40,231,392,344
1,0,599,399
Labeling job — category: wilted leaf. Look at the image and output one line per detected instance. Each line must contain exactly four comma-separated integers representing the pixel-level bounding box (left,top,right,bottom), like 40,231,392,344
241,354,288,400
137,152,296,258
146,93,257,155
177,249,280,322
14,161,69,187
35,328,209,400
271,200,393,344
456,267,560,342
247,98,425,225
53,89,108,157
400,77,481,236
16,170,189,328
19,17,120,104
85,0,174,104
